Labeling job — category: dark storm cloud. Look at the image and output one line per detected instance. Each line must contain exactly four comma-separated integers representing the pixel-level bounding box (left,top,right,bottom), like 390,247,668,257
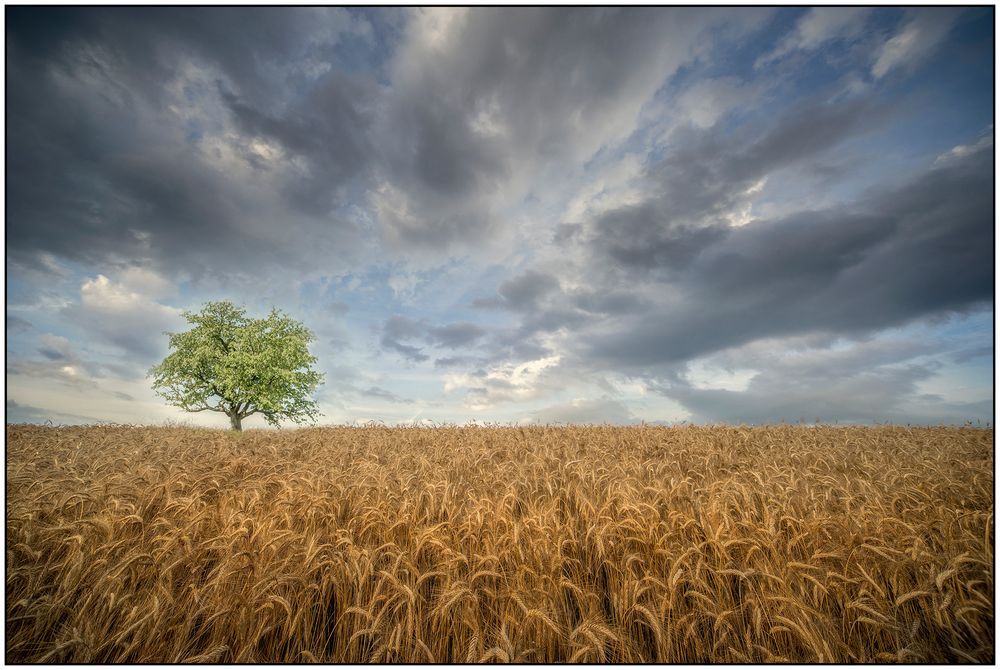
689,210,897,302
596,208,728,273
5,7,771,271
8,6,735,265
590,95,890,275
6,7,369,107
729,95,888,176
579,143,992,369
6,7,375,276
375,7,771,249
218,70,379,215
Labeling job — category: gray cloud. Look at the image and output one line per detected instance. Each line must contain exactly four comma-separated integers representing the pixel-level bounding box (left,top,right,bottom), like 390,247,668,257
58,275,184,364
872,8,961,80
382,315,425,341
7,7,769,272
380,315,487,362
589,95,890,276
443,105,990,420
497,271,560,310
373,7,772,250
218,70,379,215
658,336,990,425
380,339,429,363
8,315,34,334
462,98,927,366
37,334,73,361
595,208,727,274
579,143,992,369
6,353,135,400
665,366,933,425
426,322,487,348
313,364,413,407
756,8,871,69
951,345,992,364
434,355,487,369
7,7,375,111
6,7,375,279
568,289,644,316
7,399,104,426
379,315,429,362
4,8,774,274
474,270,560,311
359,386,413,404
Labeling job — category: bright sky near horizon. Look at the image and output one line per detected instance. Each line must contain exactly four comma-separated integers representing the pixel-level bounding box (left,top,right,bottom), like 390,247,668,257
6,7,994,428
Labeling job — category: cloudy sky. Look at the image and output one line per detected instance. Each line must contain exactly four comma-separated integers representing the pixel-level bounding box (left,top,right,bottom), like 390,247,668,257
6,7,994,428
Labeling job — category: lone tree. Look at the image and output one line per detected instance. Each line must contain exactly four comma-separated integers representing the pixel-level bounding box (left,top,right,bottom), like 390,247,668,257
149,301,323,431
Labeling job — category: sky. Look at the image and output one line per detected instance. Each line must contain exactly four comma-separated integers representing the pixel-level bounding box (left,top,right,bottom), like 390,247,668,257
5,7,995,428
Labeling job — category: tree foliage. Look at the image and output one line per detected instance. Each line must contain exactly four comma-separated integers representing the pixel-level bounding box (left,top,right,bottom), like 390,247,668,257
149,301,323,430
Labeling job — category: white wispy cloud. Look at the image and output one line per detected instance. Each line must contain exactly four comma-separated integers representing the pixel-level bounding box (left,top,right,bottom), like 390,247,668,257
757,7,871,69
872,9,959,80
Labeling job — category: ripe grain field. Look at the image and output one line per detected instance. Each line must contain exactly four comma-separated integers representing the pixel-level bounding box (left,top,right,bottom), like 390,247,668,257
5,424,993,663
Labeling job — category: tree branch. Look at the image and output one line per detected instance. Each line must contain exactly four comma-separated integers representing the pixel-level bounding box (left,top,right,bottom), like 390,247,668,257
214,333,231,353
186,404,227,414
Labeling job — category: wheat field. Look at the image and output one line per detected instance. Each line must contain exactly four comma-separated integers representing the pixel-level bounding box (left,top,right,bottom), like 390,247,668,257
5,424,993,663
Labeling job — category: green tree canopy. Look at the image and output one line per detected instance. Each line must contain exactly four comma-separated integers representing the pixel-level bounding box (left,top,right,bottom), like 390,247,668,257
149,301,323,431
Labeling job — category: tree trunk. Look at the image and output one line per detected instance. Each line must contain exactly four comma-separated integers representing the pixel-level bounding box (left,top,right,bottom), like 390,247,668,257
229,414,242,432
